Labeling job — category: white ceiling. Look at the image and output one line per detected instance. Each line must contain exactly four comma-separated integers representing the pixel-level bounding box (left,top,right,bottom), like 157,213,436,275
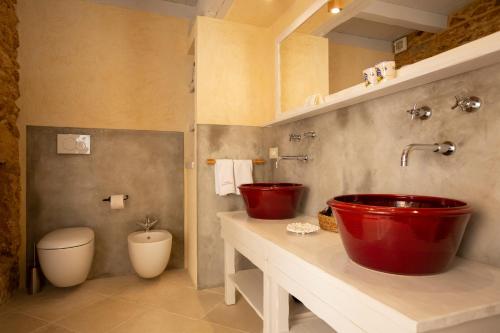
91,0,197,18
335,18,413,41
332,0,474,42
380,0,473,15
163,0,198,7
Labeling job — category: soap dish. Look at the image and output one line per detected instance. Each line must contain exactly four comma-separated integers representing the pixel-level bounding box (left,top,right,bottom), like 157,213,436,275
286,222,320,235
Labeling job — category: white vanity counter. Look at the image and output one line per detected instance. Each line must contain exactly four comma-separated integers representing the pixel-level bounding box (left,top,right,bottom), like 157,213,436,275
218,211,500,333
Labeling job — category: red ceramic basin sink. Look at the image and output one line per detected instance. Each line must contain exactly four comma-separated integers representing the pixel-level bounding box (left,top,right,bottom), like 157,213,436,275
239,183,305,220
328,194,472,275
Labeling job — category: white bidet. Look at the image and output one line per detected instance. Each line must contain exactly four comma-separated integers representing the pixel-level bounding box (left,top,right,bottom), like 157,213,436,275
128,230,172,278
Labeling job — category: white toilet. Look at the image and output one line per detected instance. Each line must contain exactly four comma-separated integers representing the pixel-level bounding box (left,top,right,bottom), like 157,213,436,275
37,227,94,287
128,230,172,278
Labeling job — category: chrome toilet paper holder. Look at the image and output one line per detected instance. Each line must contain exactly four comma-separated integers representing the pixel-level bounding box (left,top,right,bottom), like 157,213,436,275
102,195,129,202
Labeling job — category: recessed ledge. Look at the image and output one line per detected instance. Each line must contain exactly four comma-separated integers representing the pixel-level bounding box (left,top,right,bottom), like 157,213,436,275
266,31,500,127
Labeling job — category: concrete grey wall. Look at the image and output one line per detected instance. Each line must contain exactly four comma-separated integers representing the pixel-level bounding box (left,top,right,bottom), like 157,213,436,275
196,125,268,288
27,127,184,279
269,62,500,268
196,63,500,289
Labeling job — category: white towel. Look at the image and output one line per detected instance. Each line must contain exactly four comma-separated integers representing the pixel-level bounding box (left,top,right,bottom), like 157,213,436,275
215,159,235,196
234,160,253,195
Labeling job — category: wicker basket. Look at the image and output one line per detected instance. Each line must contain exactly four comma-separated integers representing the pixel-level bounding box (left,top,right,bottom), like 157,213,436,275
318,211,338,233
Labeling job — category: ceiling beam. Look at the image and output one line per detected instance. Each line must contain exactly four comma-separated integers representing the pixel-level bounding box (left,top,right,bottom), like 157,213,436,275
92,0,197,19
357,1,448,33
312,0,375,36
197,0,234,18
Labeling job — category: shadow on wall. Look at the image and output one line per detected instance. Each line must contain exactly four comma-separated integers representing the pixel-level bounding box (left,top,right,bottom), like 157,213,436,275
27,126,184,280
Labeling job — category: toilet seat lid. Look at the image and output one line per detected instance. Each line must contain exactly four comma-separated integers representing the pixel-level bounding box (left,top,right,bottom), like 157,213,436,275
37,227,94,250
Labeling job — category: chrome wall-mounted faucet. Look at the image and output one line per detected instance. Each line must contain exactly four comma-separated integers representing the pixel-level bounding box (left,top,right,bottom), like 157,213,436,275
407,105,432,120
136,216,158,232
303,131,316,138
401,142,455,167
289,131,316,142
275,155,309,168
451,96,481,112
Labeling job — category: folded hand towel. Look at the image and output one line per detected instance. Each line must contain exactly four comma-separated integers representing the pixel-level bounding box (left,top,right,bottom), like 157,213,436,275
234,160,253,195
215,159,235,196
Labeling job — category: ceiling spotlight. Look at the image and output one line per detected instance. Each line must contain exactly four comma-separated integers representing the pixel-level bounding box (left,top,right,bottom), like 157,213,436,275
328,0,344,14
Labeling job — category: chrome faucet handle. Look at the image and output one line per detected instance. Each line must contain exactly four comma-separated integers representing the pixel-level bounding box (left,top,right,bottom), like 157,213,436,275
407,104,431,120
452,96,481,112
148,217,158,228
406,104,417,120
289,133,301,142
451,96,466,111
303,131,316,138
145,216,158,226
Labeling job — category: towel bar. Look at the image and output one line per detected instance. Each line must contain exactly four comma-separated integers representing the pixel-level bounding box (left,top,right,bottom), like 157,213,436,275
206,159,265,165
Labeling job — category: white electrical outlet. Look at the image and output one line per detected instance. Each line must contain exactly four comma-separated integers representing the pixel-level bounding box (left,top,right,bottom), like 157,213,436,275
269,147,279,159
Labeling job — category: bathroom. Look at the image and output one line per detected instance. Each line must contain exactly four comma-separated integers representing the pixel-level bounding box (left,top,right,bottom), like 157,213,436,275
1,0,500,332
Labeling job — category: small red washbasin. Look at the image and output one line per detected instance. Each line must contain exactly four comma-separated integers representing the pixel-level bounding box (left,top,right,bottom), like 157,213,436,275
328,194,472,275
239,183,305,219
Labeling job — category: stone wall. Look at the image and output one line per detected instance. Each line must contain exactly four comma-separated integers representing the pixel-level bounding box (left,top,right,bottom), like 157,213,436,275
0,0,21,303
395,0,500,68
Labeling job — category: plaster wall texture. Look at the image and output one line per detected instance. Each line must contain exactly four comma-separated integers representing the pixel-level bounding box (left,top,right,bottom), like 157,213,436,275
196,124,268,288
17,0,194,285
195,63,500,288
195,16,274,126
27,127,184,278
224,0,296,28
269,62,500,268
328,42,394,94
280,32,329,113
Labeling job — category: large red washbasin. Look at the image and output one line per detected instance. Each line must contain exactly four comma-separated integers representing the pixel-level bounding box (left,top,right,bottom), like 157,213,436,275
328,194,472,275
239,183,305,219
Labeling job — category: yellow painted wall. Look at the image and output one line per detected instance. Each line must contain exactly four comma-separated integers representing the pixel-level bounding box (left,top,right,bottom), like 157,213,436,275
329,42,394,93
280,32,329,112
225,0,296,27
296,4,330,34
17,0,194,286
269,0,318,37
195,16,274,126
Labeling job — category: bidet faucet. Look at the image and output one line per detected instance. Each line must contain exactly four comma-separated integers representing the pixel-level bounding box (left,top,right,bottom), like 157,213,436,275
275,155,309,168
136,216,158,232
400,142,455,167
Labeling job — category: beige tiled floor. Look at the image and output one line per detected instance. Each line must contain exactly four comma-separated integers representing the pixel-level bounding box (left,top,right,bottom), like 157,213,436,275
0,270,262,333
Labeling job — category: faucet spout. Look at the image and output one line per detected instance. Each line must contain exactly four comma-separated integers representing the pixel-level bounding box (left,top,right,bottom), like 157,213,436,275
275,155,309,169
401,142,455,167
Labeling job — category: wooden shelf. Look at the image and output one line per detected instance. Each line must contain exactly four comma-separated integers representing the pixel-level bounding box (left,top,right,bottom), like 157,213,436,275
229,268,335,332
229,269,264,319
290,317,337,333
267,31,500,127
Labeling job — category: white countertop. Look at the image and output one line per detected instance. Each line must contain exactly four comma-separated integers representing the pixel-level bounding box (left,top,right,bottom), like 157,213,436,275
218,211,500,332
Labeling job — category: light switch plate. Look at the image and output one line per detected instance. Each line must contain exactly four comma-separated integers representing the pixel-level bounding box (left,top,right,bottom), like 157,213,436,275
57,134,91,154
